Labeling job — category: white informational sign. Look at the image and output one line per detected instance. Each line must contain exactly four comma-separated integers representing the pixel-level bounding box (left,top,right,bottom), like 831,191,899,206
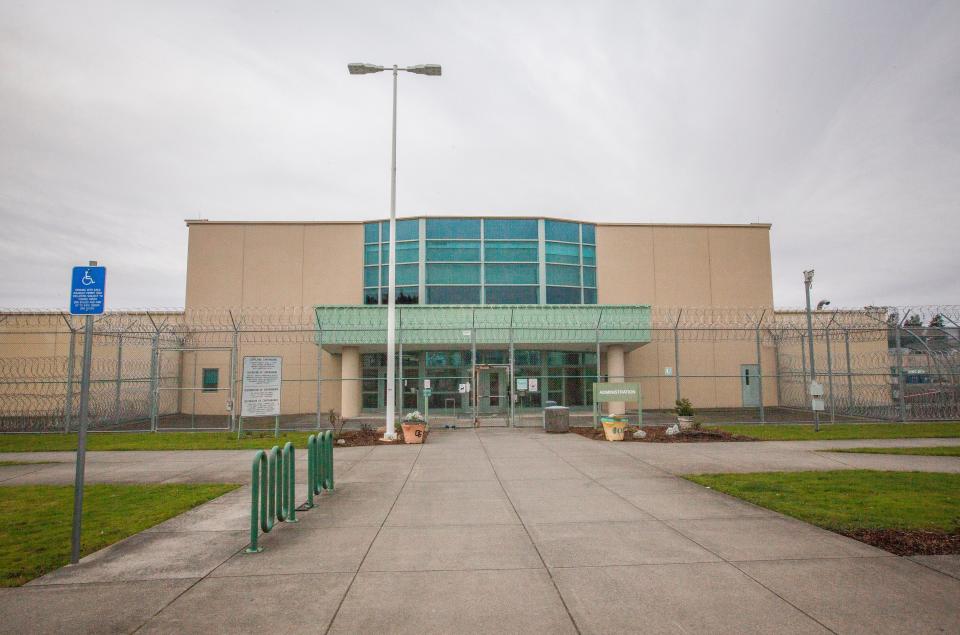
516,377,528,391
809,381,824,397
811,398,825,412
458,382,471,394
664,367,673,377
528,378,538,392
423,379,431,389
241,356,282,417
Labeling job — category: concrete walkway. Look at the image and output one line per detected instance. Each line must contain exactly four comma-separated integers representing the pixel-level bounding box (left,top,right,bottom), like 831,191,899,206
0,430,958,633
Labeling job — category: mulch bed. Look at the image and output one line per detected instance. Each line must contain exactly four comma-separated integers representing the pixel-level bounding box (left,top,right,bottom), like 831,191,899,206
842,528,960,556
570,425,756,443
333,428,426,447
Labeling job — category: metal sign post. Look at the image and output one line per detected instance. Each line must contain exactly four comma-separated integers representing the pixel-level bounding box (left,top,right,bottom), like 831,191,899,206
592,382,642,428
69,261,106,565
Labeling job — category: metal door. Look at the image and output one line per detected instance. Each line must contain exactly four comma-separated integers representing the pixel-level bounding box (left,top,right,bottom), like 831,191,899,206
478,368,507,413
741,364,761,407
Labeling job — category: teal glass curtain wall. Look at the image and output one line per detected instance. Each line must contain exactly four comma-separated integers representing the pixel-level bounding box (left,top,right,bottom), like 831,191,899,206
363,218,597,305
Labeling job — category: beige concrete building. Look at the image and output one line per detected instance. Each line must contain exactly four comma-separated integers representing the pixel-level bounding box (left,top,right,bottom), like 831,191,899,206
1,216,898,430
181,217,781,421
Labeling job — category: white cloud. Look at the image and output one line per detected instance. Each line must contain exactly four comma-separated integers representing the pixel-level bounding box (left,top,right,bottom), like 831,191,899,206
1,0,958,308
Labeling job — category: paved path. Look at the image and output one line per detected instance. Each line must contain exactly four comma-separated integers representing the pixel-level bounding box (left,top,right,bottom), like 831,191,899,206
2,435,959,486
1,430,958,633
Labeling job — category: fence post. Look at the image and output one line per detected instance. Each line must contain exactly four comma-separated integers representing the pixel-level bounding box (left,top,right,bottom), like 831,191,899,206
315,337,323,431
894,324,907,421
673,311,682,404
800,332,808,394
113,333,123,427
772,332,783,408
826,327,835,423
64,329,77,433
844,329,854,414
230,328,238,432
508,308,515,428
398,309,404,425
149,332,159,432
755,323,765,423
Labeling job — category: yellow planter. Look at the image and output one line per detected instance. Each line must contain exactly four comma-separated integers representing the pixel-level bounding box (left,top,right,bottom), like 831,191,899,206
601,419,626,441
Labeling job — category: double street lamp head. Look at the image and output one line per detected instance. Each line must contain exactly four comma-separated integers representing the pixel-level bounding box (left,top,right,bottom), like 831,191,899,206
348,62,441,76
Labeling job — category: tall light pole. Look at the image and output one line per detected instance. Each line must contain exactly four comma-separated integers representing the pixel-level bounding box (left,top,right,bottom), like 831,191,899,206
348,62,441,440
803,270,820,432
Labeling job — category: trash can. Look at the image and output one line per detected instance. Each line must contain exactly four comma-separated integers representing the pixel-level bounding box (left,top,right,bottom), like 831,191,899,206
543,406,570,433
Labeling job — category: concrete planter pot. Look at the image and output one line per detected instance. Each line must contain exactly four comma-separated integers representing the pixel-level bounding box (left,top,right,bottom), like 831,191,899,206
401,422,427,444
677,416,695,430
600,417,627,441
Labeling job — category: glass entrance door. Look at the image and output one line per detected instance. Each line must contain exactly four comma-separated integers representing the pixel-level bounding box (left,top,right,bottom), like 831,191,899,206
478,368,508,413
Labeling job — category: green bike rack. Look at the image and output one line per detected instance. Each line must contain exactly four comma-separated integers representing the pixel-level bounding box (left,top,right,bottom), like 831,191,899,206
305,430,334,509
246,441,297,553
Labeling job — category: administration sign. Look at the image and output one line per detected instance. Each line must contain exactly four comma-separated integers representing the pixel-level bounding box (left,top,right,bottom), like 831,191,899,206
241,356,282,417
593,382,641,403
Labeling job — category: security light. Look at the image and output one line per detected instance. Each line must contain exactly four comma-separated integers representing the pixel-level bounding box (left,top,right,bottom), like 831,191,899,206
348,63,384,75
347,60,442,441
816,300,831,310
405,64,442,76
803,270,814,285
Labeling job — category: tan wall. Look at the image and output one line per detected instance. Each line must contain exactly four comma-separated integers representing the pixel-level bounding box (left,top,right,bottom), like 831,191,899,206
597,224,776,410
182,221,362,416
185,222,363,308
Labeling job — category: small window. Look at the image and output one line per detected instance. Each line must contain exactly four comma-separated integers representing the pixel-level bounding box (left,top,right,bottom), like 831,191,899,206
202,368,219,392
426,218,481,239
426,240,481,262
546,286,582,304
483,218,538,240
381,287,420,305
426,263,481,285
545,219,580,242
380,242,419,264
545,241,580,264
485,285,539,304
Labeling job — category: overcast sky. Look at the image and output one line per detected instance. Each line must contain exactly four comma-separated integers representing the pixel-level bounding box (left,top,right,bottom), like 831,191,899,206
2,0,958,310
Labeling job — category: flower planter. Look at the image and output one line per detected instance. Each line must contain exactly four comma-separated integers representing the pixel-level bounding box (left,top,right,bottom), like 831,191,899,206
677,416,694,431
401,422,427,444
600,417,627,441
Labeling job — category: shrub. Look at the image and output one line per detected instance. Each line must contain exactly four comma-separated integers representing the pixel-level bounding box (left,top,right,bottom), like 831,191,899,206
674,398,694,417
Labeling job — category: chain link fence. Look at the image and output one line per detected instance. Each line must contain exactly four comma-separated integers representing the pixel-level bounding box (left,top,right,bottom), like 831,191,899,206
1,305,957,433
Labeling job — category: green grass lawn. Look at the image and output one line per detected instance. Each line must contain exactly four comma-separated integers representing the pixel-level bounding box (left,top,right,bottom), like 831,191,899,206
0,483,239,586
686,470,960,533
0,460,57,466
0,431,318,452
826,446,960,457
710,422,960,441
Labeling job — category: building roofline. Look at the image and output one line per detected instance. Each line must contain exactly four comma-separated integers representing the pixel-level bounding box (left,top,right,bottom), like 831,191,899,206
185,216,771,229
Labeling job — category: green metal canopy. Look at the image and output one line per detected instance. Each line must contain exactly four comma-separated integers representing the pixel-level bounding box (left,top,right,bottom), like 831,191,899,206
314,304,651,351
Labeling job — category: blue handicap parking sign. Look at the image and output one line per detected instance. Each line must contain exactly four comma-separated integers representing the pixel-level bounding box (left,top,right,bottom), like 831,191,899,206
70,266,107,315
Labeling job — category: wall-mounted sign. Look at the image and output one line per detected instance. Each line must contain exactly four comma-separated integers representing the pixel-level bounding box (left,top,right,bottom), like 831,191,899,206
458,382,471,394
516,377,528,391
592,382,641,403
241,356,282,417
528,378,538,392
664,367,673,376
